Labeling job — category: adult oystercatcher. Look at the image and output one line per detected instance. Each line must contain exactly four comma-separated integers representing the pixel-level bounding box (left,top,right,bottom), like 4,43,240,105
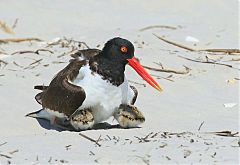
26,37,162,130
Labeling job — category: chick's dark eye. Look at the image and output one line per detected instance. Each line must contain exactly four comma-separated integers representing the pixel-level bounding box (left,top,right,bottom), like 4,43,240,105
120,46,128,53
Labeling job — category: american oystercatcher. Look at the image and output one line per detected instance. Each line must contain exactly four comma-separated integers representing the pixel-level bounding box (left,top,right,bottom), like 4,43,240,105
26,37,162,130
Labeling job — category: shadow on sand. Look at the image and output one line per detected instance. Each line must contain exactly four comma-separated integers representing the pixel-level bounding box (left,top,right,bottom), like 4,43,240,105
31,117,140,132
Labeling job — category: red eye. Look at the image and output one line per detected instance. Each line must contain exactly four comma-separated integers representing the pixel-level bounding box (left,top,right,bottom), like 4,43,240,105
120,46,128,53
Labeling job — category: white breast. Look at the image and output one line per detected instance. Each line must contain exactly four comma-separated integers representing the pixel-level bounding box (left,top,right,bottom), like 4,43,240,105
70,65,134,123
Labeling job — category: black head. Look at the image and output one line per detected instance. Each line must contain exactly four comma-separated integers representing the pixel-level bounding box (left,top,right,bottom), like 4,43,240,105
101,37,135,65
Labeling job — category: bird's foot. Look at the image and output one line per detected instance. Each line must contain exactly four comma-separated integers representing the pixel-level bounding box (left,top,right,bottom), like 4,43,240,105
114,104,145,128
70,109,94,131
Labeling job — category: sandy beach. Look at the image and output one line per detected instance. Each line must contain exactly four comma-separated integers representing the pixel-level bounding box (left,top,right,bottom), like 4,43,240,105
0,0,239,164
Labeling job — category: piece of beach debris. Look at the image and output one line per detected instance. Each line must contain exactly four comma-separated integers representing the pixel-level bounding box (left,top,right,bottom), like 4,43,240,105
12,18,18,29
183,149,192,158
48,157,52,163
0,38,42,44
211,152,217,158
153,33,195,51
0,153,12,159
52,61,66,64
65,145,72,150
89,151,95,156
159,143,168,148
128,80,146,87
178,55,237,69
185,36,199,43
198,121,205,131
165,156,171,160
139,25,177,31
13,61,24,68
9,149,19,155
11,49,53,55
60,159,69,163
153,33,240,54
208,131,239,137
0,142,7,147
143,64,190,74
79,133,101,147
0,50,8,55
226,79,236,84
223,103,237,108
0,20,15,34
0,59,8,68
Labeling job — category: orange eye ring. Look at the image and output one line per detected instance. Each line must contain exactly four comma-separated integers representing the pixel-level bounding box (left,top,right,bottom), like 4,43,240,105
120,46,128,53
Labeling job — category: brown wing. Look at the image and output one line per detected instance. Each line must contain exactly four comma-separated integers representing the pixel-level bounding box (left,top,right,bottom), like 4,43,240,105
35,59,87,117
70,49,101,60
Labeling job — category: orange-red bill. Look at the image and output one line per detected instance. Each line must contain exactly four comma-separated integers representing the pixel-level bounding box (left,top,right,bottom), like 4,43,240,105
127,57,162,91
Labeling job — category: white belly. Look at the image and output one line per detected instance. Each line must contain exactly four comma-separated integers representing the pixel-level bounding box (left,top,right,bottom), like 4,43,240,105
71,65,133,123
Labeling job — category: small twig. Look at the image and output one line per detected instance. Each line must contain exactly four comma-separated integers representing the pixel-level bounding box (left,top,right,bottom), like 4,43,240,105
200,49,240,54
0,153,12,159
222,58,240,62
206,131,239,137
13,61,24,68
150,74,174,82
128,80,146,87
198,121,204,131
12,18,19,29
153,33,195,51
48,157,52,163
96,135,102,143
0,38,43,44
139,25,177,31
52,61,66,64
79,133,101,147
178,55,236,69
9,149,19,154
24,59,42,70
143,65,190,74
0,142,7,147
65,145,72,150
0,50,8,55
153,33,240,55
11,49,53,55
89,151,95,156
29,59,43,66
0,59,8,68
106,135,111,140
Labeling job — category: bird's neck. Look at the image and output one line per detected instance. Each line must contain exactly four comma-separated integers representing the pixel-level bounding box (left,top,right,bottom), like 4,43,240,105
89,55,125,86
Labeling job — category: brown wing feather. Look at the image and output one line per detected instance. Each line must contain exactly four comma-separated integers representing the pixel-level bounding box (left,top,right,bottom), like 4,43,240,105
70,49,101,60
36,59,87,116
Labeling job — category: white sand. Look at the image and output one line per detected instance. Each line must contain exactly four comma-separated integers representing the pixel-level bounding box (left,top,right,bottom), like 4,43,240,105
0,0,239,164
